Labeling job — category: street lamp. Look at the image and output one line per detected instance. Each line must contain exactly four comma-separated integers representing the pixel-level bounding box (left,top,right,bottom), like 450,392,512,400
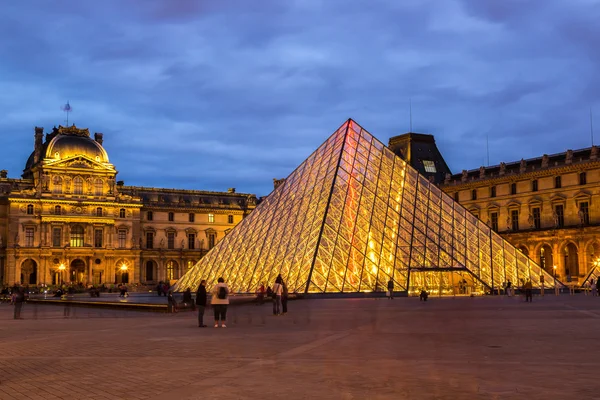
58,263,66,286
553,265,558,295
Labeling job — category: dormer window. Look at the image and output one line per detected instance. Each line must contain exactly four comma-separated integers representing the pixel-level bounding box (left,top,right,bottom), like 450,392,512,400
423,160,436,173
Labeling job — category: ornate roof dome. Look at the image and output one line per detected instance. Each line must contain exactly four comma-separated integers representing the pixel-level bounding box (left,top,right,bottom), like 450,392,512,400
45,134,109,163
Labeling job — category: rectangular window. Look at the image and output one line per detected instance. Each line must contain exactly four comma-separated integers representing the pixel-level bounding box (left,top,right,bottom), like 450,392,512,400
490,212,498,232
580,202,590,225
147,211,153,221
228,215,234,224
510,183,517,195
580,172,587,185
94,229,103,248
25,228,34,247
52,227,62,247
168,212,174,222
118,229,126,249
555,176,562,189
511,209,519,231
188,233,195,250
532,180,538,192
555,204,564,228
532,207,541,229
146,232,154,249
189,213,195,222
471,189,477,200
422,160,437,173
167,232,175,249
208,213,214,223
119,209,126,218
454,192,459,202
208,233,216,249
490,186,496,198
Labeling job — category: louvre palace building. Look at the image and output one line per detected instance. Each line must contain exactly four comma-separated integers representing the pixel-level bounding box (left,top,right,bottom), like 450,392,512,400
0,125,257,287
392,133,600,286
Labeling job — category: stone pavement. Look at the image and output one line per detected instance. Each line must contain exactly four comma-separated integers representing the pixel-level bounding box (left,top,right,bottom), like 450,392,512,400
1,294,600,400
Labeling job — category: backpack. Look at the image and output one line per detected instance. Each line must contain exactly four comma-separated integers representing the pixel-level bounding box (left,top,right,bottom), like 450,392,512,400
217,286,227,299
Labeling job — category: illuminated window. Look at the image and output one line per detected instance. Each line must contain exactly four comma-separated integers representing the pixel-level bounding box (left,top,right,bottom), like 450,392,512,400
96,207,103,217
118,229,126,248
188,233,195,250
166,260,177,280
94,229,103,248
167,232,175,249
208,213,214,223
52,227,62,247
422,160,436,173
27,204,34,215
146,232,154,249
228,215,234,224
74,177,83,195
70,225,84,247
189,213,195,223
94,179,103,196
52,176,62,194
119,208,126,218
187,260,196,271
25,228,34,247
54,205,61,215
532,180,538,192
580,172,587,185
147,211,153,221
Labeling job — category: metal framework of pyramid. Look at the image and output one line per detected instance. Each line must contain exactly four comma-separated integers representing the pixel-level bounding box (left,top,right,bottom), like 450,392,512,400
175,119,559,294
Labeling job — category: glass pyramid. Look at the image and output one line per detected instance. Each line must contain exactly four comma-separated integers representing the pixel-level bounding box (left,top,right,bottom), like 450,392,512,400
175,119,560,294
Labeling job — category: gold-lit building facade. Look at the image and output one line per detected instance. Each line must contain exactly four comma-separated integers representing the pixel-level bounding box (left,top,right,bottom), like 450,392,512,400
439,147,600,285
0,125,257,287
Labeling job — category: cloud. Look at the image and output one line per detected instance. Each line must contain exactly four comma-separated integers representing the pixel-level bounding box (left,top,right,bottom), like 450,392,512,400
0,0,598,195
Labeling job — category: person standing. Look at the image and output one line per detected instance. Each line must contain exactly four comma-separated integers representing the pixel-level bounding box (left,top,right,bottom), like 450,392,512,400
196,280,207,327
506,280,513,297
167,291,178,313
272,276,283,316
387,279,394,300
281,279,289,315
13,287,25,320
524,280,533,303
211,277,229,328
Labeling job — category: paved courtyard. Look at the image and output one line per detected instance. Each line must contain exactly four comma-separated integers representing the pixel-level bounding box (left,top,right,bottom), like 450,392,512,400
1,294,600,400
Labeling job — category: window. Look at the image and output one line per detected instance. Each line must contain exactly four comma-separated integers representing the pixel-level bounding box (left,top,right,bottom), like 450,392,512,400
228,215,234,224
166,261,176,280
532,207,541,229
118,229,126,248
70,225,84,247
188,233,195,250
490,186,496,198
532,180,538,192
511,210,519,231
555,176,562,189
208,233,216,249
510,183,517,195
145,261,154,281
146,232,154,249
94,229,103,248
555,204,564,228
147,211,153,221
471,189,477,201
168,212,174,222
580,172,587,185
579,201,590,225
422,160,437,173
54,205,61,215
52,176,62,194
490,212,498,232
167,232,175,249
454,192,459,202
74,177,83,195
25,228,34,247
189,213,195,223
96,207,103,217
26,204,34,215
208,213,215,223
52,227,62,247
94,179,103,196
119,208,126,218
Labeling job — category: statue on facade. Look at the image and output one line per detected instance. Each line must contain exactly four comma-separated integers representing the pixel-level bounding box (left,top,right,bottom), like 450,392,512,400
499,162,506,176
506,216,511,231
461,170,468,182
519,159,526,173
565,149,573,164
42,173,50,191
552,211,559,228
181,239,185,249
159,238,165,248
591,146,599,160
541,154,549,168
108,178,115,194
479,166,485,179
528,213,534,228
578,209,585,226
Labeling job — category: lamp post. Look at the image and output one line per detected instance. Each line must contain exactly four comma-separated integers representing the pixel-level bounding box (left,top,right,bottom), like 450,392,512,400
120,264,128,284
553,265,558,296
58,264,66,286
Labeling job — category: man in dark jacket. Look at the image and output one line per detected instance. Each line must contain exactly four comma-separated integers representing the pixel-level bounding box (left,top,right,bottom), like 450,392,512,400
196,280,207,327
13,287,25,319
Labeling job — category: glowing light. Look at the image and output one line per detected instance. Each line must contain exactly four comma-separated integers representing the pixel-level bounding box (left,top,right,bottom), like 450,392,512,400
58,264,65,271
120,264,128,271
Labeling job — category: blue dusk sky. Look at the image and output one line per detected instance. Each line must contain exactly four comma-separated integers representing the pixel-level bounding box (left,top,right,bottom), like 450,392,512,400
1,0,599,197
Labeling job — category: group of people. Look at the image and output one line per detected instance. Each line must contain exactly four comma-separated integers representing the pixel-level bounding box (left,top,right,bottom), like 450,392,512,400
255,275,289,315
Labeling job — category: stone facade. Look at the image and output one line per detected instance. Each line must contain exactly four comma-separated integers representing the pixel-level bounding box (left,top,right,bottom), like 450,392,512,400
440,146,600,284
0,125,257,286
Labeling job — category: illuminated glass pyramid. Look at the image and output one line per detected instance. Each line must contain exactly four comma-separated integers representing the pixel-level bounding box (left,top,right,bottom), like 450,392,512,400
175,119,559,294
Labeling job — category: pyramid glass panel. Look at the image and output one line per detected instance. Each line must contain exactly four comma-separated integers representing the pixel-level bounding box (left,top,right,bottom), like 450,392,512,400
175,119,561,295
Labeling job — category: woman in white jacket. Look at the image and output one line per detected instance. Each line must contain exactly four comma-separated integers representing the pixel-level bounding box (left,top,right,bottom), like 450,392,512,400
211,277,229,328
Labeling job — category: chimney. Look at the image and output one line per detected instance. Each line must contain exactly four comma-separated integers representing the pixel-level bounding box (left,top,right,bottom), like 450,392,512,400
227,188,236,193
94,132,104,145
34,127,44,164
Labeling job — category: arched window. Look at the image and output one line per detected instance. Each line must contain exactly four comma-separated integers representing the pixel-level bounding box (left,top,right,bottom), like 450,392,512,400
96,207,103,217
52,176,62,194
94,179,103,196
70,225,84,247
74,177,83,195
54,205,62,215
26,204,34,215
166,260,178,280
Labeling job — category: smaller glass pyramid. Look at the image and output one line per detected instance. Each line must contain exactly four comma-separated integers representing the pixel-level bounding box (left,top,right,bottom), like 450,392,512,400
175,119,560,294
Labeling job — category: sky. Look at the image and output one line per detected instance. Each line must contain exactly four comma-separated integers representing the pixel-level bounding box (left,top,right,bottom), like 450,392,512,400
1,0,599,197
